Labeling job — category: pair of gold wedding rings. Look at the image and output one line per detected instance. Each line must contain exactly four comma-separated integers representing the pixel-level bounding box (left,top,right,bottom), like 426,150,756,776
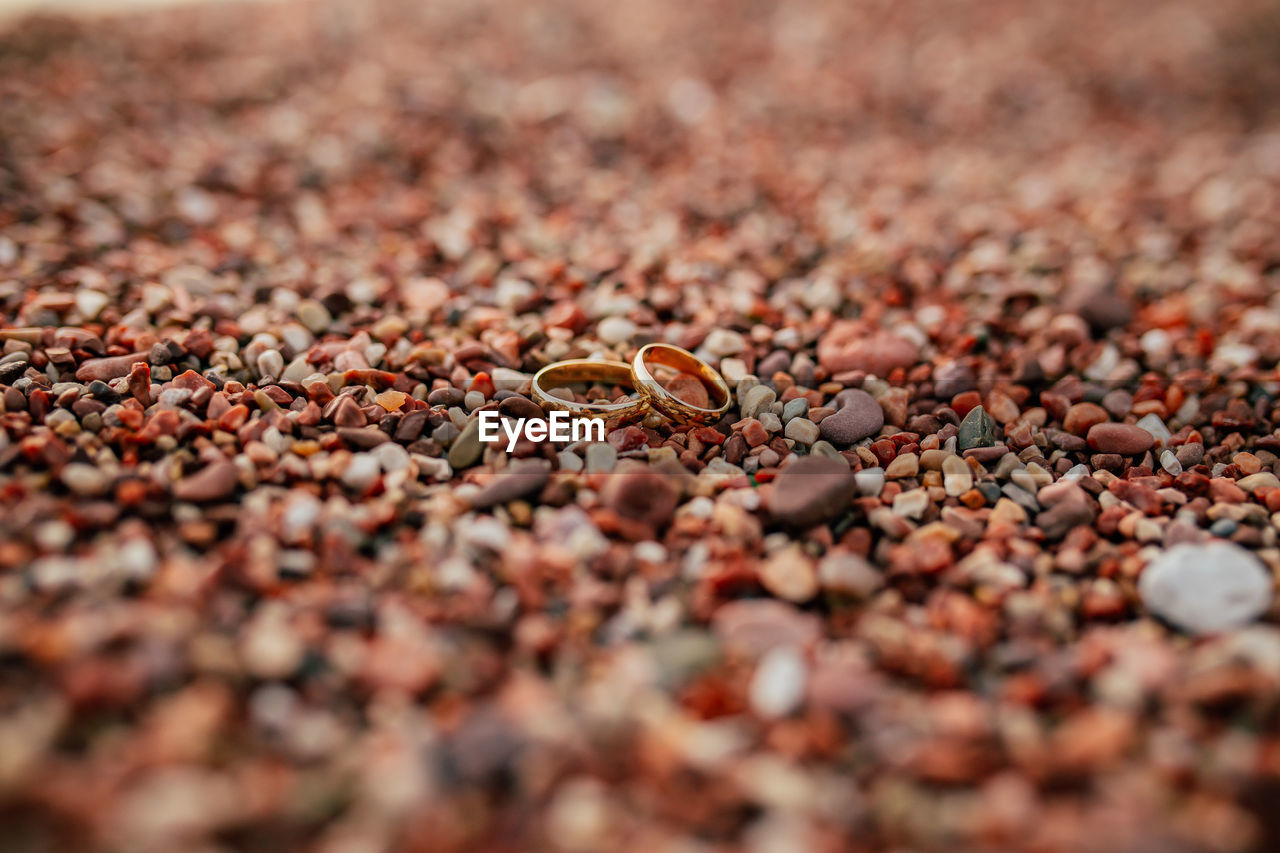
530,343,731,425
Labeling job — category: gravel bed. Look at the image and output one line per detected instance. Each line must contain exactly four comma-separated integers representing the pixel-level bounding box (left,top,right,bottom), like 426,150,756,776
2,0,1280,850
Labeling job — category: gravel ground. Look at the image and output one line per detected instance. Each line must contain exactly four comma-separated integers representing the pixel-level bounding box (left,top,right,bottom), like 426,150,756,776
3,0,1280,850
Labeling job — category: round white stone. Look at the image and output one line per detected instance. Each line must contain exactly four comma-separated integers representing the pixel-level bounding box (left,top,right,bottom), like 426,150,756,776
1139,542,1273,635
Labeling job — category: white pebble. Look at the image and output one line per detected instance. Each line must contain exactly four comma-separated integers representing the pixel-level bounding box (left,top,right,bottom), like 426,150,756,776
749,646,808,719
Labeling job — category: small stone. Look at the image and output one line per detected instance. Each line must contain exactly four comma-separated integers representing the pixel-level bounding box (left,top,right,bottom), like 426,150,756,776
818,388,884,445
713,599,821,656
173,460,239,502
784,417,819,445
601,468,678,527
957,405,998,451
60,463,109,497
781,398,808,423
891,488,929,519
1238,472,1280,493
1159,450,1182,476
374,389,408,411
817,552,882,597
296,300,331,333
1063,402,1108,435
1233,452,1262,475
1139,542,1274,634
597,316,637,345
1087,423,1154,455
1134,413,1171,448
984,389,1019,424
933,361,975,399
703,328,746,356
741,419,770,447
470,461,550,508
989,497,1027,525
942,455,973,497
341,453,381,491
854,467,885,497
75,352,150,382
884,453,918,479
720,358,748,383
749,646,807,718
256,349,284,379
75,288,110,320
759,544,819,602
584,443,617,473
817,322,918,375
1176,443,1205,469
491,367,531,393
740,385,776,420
758,411,782,434
448,419,484,469
769,456,857,527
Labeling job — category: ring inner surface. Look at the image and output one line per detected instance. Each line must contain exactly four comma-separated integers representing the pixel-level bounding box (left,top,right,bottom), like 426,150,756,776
641,350,728,408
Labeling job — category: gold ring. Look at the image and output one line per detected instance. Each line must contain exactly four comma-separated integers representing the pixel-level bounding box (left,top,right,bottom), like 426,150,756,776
530,359,650,420
631,343,732,425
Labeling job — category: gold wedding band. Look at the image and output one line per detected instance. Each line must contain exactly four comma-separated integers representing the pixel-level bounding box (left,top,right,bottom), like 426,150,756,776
632,343,731,424
530,359,649,420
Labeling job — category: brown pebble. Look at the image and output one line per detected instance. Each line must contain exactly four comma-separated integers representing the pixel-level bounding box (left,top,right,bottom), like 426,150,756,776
1086,423,1154,455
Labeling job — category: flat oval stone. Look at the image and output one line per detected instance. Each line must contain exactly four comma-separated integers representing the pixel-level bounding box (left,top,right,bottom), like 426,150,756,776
817,322,918,376
601,468,678,527
768,456,857,528
172,460,239,502
469,461,550,509
818,388,883,445
1139,542,1273,634
1086,423,1154,455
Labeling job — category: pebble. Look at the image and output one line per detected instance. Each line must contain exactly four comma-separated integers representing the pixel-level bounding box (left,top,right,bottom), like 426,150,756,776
60,463,110,497
817,323,918,375
933,361,975,398
1063,402,1108,435
1086,423,1154,455
781,398,808,423
469,461,550,508
957,405,998,451
942,455,972,497
448,419,484,469
1237,472,1280,493
818,388,883,445
341,453,381,491
703,328,746,356
748,646,808,718
884,453,918,479
817,552,882,597
597,316,637,345
584,443,618,473
1134,414,1171,448
601,469,678,527
172,460,239,502
854,467,885,497
75,352,150,382
784,417,819,445
759,545,819,602
739,384,776,420
892,488,929,519
1159,450,1182,476
713,600,821,656
1139,542,1274,634
768,456,857,527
